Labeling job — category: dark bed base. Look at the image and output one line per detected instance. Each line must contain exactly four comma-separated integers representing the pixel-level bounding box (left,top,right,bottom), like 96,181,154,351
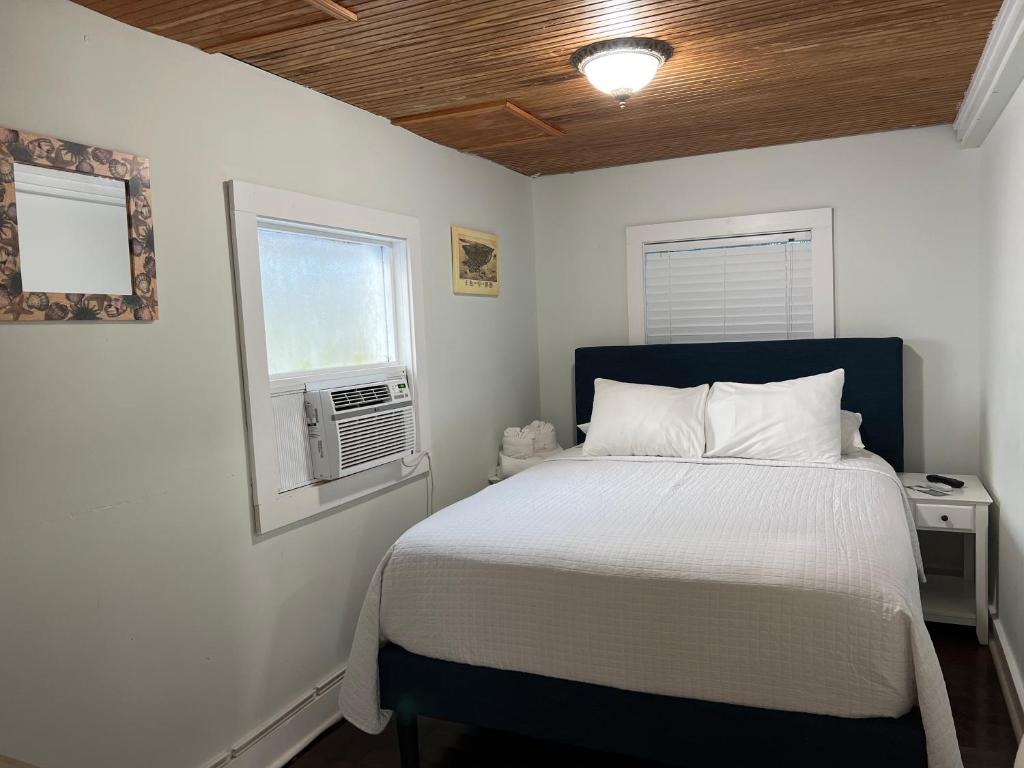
378,644,927,767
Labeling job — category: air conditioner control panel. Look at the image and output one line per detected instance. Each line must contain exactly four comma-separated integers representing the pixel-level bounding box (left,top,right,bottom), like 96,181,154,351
388,380,411,402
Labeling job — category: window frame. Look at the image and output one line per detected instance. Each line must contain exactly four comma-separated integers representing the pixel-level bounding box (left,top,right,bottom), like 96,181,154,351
228,180,431,535
626,208,835,344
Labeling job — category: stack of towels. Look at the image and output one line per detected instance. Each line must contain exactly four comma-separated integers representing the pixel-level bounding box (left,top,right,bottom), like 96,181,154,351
499,421,561,477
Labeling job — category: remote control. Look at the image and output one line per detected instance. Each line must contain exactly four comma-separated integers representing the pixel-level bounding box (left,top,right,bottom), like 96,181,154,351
926,474,964,489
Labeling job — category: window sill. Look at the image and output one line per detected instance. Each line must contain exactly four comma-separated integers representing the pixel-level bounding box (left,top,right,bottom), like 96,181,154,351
254,452,430,536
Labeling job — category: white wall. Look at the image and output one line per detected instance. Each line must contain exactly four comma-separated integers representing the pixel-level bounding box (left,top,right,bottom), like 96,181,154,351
0,1,1008,766
532,127,983,473
980,75,1024,693
0,2,538,767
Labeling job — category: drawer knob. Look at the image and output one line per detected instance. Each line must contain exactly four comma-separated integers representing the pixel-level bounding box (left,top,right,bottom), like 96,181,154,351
941,514,949,522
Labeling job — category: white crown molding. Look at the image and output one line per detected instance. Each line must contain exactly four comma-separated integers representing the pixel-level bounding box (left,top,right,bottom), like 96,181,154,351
955,0,1024,147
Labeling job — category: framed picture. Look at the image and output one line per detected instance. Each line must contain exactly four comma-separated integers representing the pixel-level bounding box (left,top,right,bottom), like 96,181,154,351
451,226,498,296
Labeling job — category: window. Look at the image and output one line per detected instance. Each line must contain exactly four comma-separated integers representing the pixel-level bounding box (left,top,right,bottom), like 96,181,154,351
627,209,834,344
228,182,430,534
257,224,394,375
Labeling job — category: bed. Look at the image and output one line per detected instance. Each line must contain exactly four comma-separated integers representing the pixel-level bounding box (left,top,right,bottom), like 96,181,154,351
339,338,960,768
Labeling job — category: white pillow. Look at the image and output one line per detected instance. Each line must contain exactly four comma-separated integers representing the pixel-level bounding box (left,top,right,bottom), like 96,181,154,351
704,369,844,462
841,410,866,453
583,413,865,450
582,378,709,458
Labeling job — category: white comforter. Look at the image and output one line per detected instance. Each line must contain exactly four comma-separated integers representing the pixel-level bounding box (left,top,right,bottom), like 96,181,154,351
339,451,960,768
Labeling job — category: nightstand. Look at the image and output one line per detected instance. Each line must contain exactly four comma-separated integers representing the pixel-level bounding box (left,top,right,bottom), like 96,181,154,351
899,473,992,644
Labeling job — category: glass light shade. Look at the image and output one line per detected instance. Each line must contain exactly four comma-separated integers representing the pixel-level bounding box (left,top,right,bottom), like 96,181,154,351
581,49,663,101
571,38,673,106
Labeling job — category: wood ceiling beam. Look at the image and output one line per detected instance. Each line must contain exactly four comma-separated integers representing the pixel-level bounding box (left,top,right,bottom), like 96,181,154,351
301,0,358,23
203,19,337,54
392,101,511,126
503,102,564,138
149,1,265,32
392,100,562,137
461,134,562,154
393,100,564,154
201,0,357,54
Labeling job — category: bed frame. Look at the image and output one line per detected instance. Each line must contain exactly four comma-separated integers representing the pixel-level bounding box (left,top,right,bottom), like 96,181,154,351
379,337,920,767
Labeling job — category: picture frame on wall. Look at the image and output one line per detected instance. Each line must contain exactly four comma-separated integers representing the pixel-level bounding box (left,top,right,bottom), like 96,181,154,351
451,226,498,296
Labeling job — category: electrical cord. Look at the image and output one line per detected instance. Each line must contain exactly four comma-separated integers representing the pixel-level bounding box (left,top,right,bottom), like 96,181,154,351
401,450,434,515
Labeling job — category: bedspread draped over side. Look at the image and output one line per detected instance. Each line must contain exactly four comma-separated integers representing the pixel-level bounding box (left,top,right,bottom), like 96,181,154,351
340,453,959,768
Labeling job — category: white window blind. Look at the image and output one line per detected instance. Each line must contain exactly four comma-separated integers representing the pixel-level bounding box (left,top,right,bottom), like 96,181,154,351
643,231,814,344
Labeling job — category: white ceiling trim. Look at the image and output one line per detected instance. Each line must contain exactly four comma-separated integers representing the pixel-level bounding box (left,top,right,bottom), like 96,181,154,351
955,0,1024,147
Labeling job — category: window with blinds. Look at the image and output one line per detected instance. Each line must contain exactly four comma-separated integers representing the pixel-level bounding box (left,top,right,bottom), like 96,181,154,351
643,231,814,344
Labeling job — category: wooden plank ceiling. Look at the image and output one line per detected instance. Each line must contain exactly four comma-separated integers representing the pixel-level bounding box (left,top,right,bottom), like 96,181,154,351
72,0,1000,176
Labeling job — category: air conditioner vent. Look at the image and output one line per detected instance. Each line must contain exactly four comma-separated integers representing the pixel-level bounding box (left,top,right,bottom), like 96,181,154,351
338,409,416,470
331,384,391,412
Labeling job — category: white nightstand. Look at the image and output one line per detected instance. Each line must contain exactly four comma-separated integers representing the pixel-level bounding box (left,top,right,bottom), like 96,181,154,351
899,473,992,644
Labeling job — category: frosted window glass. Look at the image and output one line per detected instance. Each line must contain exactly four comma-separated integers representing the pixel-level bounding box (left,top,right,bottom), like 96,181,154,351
258,227,391,375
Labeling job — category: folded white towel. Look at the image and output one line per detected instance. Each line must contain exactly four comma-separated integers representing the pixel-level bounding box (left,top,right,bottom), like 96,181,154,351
502,427,535,459
502,422,559,461
500,453,543,476
523,420,558,453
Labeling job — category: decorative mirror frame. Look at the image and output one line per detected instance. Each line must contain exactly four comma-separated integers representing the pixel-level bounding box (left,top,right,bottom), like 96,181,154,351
0,127,158,321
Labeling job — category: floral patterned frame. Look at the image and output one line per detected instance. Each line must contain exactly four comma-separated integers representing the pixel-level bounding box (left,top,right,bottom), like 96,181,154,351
0,126,157,321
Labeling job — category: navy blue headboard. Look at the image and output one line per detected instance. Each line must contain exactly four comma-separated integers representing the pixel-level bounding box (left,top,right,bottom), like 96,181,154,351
574,338,904,471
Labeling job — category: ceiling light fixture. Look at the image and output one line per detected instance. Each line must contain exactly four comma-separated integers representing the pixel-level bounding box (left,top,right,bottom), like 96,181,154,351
570,37,673,108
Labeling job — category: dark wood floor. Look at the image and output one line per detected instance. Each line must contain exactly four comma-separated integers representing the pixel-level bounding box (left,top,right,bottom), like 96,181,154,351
930,623,1020,768
290,623,1019,768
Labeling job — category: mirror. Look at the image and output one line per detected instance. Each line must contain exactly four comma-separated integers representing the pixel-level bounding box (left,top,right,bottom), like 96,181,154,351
0,126,158,321
14,163,132,295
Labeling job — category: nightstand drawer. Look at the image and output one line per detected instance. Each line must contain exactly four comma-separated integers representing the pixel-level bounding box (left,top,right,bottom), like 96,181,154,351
914,503,974,531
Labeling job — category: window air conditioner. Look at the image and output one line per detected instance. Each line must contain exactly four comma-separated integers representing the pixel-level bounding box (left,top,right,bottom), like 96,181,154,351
304,373,416,481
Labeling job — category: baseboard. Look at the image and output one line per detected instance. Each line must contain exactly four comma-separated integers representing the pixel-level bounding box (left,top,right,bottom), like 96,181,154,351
200,667,345,768
990,614,1024,741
